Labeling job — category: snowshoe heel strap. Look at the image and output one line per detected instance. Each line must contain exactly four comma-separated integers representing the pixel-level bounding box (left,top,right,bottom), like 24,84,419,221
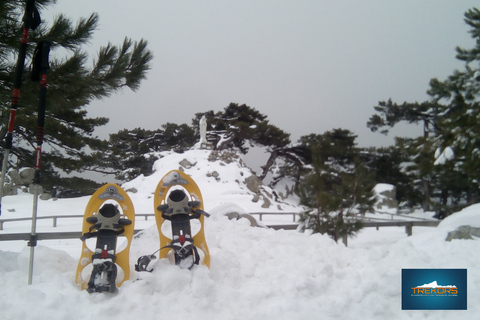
135,255,156,272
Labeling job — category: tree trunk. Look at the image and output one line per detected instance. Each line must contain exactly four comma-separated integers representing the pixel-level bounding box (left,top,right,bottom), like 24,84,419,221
422,178,430,211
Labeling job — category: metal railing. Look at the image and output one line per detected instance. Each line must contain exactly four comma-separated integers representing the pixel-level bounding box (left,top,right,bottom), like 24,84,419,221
267,220,440,234
250,212,297,222
0,212,298,231
0,213,156,230
0,212,440,241
0,230,144,241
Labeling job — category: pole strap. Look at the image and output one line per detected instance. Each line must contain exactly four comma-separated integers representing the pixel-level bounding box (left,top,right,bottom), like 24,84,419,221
28,234,38,247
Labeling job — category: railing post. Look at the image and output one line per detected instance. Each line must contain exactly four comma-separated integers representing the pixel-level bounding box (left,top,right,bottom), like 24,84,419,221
53,217,57,227
405,224,412,236
0,221,3,230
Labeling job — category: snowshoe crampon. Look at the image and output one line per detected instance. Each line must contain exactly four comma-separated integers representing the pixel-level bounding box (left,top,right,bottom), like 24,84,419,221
153,170,210,269
86,260,118,294
75,184,135,293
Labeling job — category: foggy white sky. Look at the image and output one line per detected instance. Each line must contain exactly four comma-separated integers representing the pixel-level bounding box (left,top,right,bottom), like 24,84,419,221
48,0,478,148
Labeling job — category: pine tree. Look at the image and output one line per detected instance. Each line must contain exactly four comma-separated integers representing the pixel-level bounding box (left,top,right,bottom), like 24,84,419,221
100,128,160,181
99,124,196,181
366,8,480,214
297,129,374,242
0,0,152,190
427,8,480,208
193,103,290,154
360,146,410,204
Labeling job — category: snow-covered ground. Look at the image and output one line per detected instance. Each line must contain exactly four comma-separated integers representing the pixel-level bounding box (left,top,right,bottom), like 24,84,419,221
0,149,478,319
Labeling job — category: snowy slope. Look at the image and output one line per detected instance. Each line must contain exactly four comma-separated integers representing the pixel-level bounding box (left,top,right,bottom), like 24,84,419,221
0,149,479,320
121,149,302,215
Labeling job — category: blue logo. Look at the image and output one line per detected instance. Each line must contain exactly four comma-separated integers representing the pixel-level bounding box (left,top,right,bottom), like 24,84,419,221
402,269,467,310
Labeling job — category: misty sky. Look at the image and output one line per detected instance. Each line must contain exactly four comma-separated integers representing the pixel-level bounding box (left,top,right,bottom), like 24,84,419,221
49,0,478,148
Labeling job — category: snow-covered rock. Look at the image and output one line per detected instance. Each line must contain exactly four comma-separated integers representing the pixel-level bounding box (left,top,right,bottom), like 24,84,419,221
438,203,480,241
373,183,398,211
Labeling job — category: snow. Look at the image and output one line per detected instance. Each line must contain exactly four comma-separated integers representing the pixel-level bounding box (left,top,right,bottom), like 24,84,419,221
1,149,479,319
434,147,455,165
373,183,394,194
438,203,480,229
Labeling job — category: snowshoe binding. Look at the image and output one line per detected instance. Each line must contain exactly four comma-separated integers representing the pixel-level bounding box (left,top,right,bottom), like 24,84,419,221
75,184,135,293
156,189,208,269
135,253,158,272
144,170,211,270
82,204,131,293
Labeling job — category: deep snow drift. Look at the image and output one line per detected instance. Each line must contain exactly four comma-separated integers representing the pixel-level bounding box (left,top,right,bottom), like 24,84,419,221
0,149,479,320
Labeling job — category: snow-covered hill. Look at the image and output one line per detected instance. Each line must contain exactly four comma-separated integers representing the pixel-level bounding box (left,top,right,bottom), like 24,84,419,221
121,149,302,215
0,149,479,319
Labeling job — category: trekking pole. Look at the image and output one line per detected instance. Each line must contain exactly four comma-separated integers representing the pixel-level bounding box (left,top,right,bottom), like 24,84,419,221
0,0,41,216
28,40,51,285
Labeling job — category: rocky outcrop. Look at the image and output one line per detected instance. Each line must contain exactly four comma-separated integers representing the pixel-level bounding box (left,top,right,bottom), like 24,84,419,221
179,159,196,169
446,225,480,241
208,151,245,165
206,171,220,181
225,211,261,227
9,168,35,185
172,150,282,209
245,175,262,194
2,168,51,198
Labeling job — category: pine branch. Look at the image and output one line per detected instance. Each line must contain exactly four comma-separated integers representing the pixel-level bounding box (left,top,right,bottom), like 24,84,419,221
41,13,99,51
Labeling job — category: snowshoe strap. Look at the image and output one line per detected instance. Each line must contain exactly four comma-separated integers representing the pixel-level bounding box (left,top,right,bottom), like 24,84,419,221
193,209,210,218
159,243,200,266
92,251,116,263
188,200,201,207
191,245,200,266
135,255,156,272
88,222,125,233
158,191,210,219
80,232,95,241
81,204,131,241
93,211,121,231
80,226,126,241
